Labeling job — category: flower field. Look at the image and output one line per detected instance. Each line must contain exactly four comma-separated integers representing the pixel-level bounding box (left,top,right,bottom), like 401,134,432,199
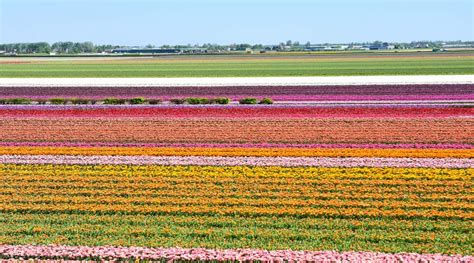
0,80,472,261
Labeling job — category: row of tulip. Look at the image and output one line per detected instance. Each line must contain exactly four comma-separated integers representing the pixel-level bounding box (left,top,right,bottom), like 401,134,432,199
2,94,471,101
3,201,472,220
3,164,470,180
1,118,471,144
1,245,471,261
4,193,472,211
2,169,470,202
7,193,466,210
5,177,468,195
0,154,472,168
3,168,470,198
0,97,275,106
1,84,471,100
3,185,469,202
0,105,472,118
0,164,471,219
1,146,471,158
1,141,471,149
6,212,471,234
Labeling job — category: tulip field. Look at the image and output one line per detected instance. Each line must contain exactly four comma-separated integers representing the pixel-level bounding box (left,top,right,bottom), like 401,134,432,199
0,76,472,261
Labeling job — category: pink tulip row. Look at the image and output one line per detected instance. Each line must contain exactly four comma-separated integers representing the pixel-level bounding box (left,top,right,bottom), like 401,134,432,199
0,154,472,168
0,245,472,262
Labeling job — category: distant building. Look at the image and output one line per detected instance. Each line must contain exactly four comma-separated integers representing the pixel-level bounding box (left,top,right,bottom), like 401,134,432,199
442,43,474,48
111,47,209,54
348,45,369,51
304,45,348,51
111,48,182,54
368,42,395,50
305,45,326,51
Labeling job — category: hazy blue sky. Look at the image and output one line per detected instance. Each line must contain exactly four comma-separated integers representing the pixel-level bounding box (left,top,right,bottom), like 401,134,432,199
1,0,472,45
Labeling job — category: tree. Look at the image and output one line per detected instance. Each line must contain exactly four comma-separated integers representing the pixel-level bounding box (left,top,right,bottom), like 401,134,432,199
82,42,95,53
37,42,51,53
54,42,74,53
72,42,83,53
235,43,251,50
373,40,383,46
96,44,114,53
51,42,61,53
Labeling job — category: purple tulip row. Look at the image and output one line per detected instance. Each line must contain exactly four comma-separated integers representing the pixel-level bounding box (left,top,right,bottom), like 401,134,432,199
0,154,472,168
1,84,471,98
0,245,471,261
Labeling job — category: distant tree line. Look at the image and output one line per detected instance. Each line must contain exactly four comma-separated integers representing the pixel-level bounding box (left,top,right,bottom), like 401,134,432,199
0,42,119,54
1,40,473,54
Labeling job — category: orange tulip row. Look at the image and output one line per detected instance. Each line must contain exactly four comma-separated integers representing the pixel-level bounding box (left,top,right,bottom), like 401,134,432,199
0,164,471,221
1,146,472,158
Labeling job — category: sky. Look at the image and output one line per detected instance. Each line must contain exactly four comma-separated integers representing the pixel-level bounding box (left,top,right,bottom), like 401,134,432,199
0,0,473,45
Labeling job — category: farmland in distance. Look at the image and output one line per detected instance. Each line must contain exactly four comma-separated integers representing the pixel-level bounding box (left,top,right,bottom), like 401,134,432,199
0,51,473,77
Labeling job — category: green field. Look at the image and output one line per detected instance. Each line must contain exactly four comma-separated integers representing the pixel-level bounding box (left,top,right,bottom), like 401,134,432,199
1,213,471,254
1,52,473,77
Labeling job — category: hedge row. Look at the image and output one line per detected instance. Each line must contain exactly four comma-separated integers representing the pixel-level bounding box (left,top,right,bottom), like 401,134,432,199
0,97,274,105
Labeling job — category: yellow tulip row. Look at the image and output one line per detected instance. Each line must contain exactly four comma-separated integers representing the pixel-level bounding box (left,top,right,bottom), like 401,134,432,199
2,187,470,202
1,202,472,220
3,181,467,198
4,193,472,210
2,173,471,195
1,164,472,180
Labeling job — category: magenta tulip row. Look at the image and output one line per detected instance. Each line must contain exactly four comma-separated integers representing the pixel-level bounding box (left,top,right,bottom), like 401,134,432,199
1,104,468,110
0,245,471,262
0,154,472,168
